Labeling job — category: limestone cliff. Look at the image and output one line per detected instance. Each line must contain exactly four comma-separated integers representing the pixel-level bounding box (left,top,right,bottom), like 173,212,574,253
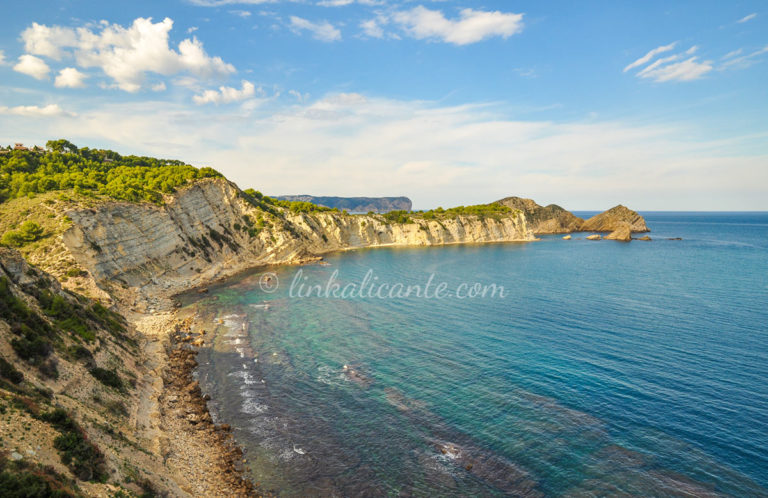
581,205,649,233
496,197,584,234
61,179,532,308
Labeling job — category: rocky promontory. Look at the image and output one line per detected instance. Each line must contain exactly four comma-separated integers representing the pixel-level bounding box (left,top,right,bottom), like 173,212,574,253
580,205,649,233
496,197,584,235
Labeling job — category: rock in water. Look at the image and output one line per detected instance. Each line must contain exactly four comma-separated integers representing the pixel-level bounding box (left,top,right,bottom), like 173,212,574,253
637,235,652,241
562,235,572,240
586,234,601,240
580,205,649,233
495,197,584,235
605,222,632,241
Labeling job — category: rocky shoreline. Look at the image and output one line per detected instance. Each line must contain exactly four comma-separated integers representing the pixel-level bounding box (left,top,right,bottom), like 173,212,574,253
156,316,259,497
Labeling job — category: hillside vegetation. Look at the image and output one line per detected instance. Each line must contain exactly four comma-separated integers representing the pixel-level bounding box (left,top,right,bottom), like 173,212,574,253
0,139,221,205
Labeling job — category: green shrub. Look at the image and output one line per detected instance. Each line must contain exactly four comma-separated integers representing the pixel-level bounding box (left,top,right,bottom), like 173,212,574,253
39,408,108,482
90,367,124,391
1,221,44,247
0,356,24,384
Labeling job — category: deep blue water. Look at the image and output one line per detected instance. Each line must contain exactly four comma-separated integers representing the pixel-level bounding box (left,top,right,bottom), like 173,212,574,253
186,212,768,496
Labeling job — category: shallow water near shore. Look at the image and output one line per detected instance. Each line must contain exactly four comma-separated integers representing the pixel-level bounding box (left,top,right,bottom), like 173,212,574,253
182,212,768,496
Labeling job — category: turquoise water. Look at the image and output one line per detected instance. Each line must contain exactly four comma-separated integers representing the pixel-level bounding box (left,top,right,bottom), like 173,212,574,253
186,213,768,496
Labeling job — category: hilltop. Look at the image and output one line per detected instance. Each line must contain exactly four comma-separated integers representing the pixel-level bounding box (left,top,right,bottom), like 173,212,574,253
275,195,412,213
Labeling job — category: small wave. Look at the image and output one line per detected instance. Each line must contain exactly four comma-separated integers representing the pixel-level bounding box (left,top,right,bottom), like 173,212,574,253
241,397,267,415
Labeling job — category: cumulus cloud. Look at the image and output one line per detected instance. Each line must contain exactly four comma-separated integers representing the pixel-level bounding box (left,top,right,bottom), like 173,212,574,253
392,6,524,45
360,18,385,38
13,54,50,79
21,23,79,60
18,17,235,92
0,104,68,116
0,50,6,65
54,67,88,88
193,80,257,104
737,13,757,23
623,42,677,72
289,16,342,42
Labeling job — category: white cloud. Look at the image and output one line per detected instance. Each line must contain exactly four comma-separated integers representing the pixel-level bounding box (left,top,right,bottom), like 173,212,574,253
21,22,78,60
289,16,342,42
0,50,6,65
11,94,764,210
360,18,384,38
18,17,235,92
638,56,713,82
317,0,383,6
623,42,677,72
187,26,199,34
54,67,88,88
152,82,167,91
0,104,68,116
13,54,50,79
720,45,768,70
392,6,524,45
229,10,252,17
737,13,757,23
624,42,713,82
193,80,257,104
187,0,278,5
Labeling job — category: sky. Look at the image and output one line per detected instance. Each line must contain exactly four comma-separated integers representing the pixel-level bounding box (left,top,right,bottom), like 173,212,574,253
0,0,766,210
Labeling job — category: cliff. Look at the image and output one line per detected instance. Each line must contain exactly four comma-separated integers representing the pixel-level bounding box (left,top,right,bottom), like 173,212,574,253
580,205,649,233
60,179,532,309
275,195,412,213
496,197,584,234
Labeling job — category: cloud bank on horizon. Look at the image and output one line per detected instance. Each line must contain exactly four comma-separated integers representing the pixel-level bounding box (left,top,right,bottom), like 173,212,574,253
0,0,766,210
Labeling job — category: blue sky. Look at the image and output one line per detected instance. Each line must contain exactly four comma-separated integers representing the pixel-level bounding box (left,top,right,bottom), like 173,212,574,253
0,0,766,210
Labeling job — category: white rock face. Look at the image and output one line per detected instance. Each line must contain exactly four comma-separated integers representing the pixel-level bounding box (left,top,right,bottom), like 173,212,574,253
62,179,534,304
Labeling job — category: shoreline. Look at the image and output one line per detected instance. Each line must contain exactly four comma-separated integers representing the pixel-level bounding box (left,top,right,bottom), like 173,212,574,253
130,310,259,497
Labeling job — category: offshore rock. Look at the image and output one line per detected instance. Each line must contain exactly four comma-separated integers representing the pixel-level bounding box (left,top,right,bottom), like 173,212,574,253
581,205,649,233
605,223,632,242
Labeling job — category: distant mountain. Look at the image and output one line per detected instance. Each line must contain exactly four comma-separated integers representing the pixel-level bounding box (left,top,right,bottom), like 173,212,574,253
275,195,412,213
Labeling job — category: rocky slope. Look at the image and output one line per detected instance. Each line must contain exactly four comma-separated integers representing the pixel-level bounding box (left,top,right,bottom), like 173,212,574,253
0,248,257,497
275,195,412,213
580,205,649,233
60,178,533,309
496,197,584,234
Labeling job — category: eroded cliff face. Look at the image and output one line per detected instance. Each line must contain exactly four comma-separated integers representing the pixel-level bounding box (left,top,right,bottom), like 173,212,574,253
62,179,533,307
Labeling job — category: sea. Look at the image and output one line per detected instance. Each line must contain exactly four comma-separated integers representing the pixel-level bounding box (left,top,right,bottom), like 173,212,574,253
180,212,768,496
